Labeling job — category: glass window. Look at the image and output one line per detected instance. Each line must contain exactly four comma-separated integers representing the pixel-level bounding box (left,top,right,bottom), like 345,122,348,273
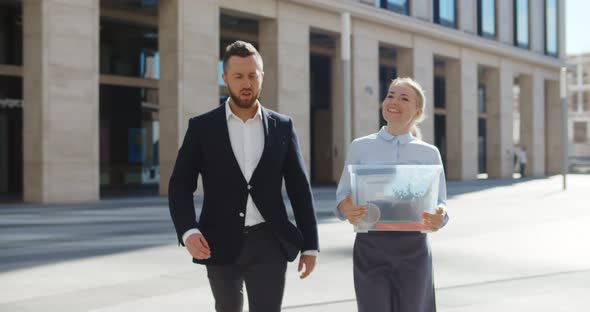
376,0,409,15
434,114,447,170
478,118,487,174
544,0,558,56
379,65,397,128
100,18,158,78
100,85,159,187
434,76,446,108
0,75,23,195
0,5,22,66
573,122,588,143
584,91,590,112
514,0,529,49
434,0,457,28
478,0,496,38
478,84,486,113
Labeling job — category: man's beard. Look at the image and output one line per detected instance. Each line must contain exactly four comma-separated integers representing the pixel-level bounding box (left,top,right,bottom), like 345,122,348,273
228,86,261,109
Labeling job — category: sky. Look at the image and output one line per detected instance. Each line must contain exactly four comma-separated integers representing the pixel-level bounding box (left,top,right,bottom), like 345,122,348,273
566,0,590,55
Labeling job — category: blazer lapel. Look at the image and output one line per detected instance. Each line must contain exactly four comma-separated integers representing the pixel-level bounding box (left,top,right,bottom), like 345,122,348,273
251,107,275,179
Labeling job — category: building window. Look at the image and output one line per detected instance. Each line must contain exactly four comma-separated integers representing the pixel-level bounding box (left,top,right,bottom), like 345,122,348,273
377,0,409,15
0,5,22,66
100,85,160,187
544,0,558,56
584,91,590,112
434,0,457,28
514,0,529,49
571,93,579,112
478,0,496,38
573,122,588,143
478,84,487,113
434,76,446,108
100,18,159,79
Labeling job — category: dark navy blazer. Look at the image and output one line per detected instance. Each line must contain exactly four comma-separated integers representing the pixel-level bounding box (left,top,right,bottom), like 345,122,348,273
168,104,319,265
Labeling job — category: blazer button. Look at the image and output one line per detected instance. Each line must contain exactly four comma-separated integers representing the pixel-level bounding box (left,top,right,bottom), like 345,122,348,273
239,212,245,217
247,185,252,190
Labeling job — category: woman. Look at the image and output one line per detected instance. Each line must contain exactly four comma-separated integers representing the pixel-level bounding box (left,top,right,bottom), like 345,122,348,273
335,77,448,312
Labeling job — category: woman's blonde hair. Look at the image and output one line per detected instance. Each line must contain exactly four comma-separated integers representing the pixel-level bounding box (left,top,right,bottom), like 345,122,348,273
388,77,426,140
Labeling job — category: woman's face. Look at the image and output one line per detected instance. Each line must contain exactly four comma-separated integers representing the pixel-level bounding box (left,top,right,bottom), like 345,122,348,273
381,83,421,129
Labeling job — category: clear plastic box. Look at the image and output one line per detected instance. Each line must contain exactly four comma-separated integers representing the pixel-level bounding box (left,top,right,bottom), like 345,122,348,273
349,164,443,232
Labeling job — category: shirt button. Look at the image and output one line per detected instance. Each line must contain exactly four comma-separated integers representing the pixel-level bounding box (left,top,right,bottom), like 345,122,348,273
239,212,245,217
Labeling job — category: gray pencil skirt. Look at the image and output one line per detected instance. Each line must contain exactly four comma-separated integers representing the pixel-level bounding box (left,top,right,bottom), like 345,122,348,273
353,231,436,312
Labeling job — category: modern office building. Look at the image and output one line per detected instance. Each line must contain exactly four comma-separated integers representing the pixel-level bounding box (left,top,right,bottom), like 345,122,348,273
0,0,566,202
567,53,590,171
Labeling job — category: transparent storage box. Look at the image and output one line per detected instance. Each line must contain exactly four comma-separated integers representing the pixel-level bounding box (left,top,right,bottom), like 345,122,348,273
349,164,443,232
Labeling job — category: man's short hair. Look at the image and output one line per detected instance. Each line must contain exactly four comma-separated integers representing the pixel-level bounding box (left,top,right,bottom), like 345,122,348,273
222,40,264,73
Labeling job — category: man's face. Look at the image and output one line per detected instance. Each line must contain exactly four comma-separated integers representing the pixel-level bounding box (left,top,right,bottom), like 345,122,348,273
222,55,264,109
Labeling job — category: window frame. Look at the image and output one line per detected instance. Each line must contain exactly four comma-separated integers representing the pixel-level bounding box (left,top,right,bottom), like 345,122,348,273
544,0,558,57
377,0,410,15
477,0,497,39
433,0,458,29
513,0,530,49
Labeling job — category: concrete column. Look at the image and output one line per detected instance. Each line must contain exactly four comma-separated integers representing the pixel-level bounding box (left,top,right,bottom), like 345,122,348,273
332,40,345,182
23,0,99,203
397,48,413,78
498,0,514,45
276,9,311,171
410,0,432,22
458,0,477,35
545,79,563,175
446,53,478,180
352,27,379,138
412,38,434,144
530,0,544,54
531,72,546,176
487,62,514,178
519,73,546,176
159,0,219,195
259,19,279,111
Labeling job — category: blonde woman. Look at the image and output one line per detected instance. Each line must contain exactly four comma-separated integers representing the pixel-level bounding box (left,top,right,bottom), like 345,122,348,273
335,77,448,312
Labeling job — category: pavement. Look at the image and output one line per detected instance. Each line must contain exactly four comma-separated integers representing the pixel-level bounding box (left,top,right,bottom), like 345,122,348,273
0,175,589,311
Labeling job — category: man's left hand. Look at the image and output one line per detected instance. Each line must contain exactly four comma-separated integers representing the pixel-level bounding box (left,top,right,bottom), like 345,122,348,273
421,207,446,232
297,255,317,279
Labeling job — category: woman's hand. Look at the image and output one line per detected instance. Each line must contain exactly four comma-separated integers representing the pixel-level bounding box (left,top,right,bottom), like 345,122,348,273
338,195,367,225
421,207,446,232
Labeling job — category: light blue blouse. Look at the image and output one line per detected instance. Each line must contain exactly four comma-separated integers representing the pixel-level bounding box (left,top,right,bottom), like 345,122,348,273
335,127,448,223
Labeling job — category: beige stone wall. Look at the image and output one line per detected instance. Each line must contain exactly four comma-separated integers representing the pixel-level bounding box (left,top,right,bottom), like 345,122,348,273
23,0,100,203
530,0,545,54
411,0,432,22
545,80,563,175
497,0,514,45
352,21,379,139
158,0,219,195
458,0,477,35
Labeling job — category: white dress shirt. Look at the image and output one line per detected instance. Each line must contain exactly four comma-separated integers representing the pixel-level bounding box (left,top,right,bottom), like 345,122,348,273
183,100,317,256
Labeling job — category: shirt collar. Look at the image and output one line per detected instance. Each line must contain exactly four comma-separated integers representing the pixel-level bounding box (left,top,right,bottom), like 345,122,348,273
225,98,262,121
377,126,413,145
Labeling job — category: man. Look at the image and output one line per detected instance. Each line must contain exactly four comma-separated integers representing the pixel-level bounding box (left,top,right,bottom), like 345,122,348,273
168,41,319,312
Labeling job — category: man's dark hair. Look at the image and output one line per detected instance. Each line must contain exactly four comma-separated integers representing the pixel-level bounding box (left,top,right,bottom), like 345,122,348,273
222,40,263,73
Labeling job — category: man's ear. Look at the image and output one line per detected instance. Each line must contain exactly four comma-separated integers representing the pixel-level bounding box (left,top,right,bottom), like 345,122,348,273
222,73,228,86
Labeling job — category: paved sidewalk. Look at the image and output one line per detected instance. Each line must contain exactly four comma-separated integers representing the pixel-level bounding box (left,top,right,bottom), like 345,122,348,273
0,175,589,311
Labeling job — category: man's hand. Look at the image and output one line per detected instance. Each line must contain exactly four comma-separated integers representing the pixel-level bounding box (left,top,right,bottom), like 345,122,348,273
185,233,211,259
298,255,317,279
338,195,367,225
421,207,446,232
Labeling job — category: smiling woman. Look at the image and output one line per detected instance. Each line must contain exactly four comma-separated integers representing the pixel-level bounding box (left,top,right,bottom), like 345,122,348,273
381,77,427,140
